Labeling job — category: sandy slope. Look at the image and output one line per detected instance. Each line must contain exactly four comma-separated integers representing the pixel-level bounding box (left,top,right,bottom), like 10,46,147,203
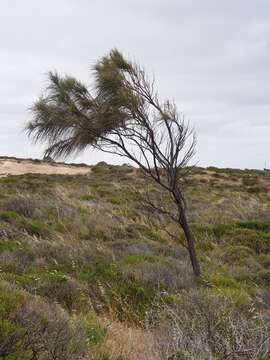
0,157,91,177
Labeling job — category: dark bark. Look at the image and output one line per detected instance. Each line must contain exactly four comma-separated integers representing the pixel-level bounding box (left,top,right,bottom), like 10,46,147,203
180,213,201,277
172,188,201,277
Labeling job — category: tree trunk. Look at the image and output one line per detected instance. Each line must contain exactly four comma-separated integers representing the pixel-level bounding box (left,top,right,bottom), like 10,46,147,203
180,212,201,277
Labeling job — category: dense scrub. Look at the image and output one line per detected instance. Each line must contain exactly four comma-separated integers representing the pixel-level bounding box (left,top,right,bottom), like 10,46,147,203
0,164,269,359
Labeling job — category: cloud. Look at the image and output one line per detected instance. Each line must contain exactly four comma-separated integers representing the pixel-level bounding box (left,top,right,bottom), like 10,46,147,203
0,0,269,168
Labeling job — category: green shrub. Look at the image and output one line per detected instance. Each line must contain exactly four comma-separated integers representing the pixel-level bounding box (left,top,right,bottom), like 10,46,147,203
80,194,96,201
211,223,270,253
0,281,92,359
106,277,156,323
16,270,85,311
97,355,127,360
228,229,270,254
0,177,18,185
124,223,163,242
237,221,270,232
246,186,267,193
80,313,106,346
242,176,258,187
4,196,37,218
0,210,19,222
212,223,236,238
151,289,267,359
78,261,156,324
239,270,270,286
204,272,242,289
20,219,48,237
221,245,255,263
119,254,161,265
0,284,22,318
0,239,22,252
257,254,270,268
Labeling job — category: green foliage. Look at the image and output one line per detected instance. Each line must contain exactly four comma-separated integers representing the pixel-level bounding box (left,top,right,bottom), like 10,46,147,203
119,254,161,265
242,175,258,187
0,282,92,359
80,194,96,201
221,245,255,263
238,270,270,286
97,355,128,360
80,313,106,346
0,285,22,318
20,218,48,237
0,210,48,237
0,210,19,222
212,223,235,238
78,260,156,323
210,222,270,253
205,272,242,289
0,240,21,252
237,221,270,232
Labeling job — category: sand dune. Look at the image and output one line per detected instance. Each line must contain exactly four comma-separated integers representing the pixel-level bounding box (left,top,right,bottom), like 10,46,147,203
0,157,91,177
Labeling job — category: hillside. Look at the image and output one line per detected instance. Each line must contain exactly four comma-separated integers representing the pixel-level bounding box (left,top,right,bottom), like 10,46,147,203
0,162,269,359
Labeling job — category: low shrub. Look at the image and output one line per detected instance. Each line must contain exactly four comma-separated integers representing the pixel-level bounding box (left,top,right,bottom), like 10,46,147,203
0,281,92,359
80,313,107,347
149,289,270,359
4,196,37,218
19,218,49,237
78,261,156,324
238,270,270,286
13,270,86,311
0,210,19,222
237,221,270,232
0,239,22,252
205,272,242,289
242,176,258,187
221,245,255,263
119,254,161,265
211,223,270,253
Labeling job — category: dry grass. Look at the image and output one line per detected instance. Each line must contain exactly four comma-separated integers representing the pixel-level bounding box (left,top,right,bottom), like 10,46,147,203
95,317,160,360
0,164,269,359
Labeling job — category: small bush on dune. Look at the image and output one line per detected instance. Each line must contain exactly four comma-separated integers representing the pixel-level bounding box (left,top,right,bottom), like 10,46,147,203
242,175,258,187
78,260,157,324
0,281,94,360
211,222,270,253
257,254,270,268
5,270,87,312
79,313,107,347
0,209,49,238
119,256,194,291
0,239,22,252
20,218,49,237
149,289,270,360
237,221,270,232
221,245,255,263
4,195,38,218
0,210,20,222
237,269,270,286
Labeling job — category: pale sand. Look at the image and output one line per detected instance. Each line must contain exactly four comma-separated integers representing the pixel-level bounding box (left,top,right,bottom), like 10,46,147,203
0,158,91,177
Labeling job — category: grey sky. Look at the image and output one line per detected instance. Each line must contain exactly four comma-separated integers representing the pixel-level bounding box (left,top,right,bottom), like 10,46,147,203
1,0,269,169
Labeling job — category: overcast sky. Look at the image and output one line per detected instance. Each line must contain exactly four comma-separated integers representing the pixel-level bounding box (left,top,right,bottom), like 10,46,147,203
1,0,269,169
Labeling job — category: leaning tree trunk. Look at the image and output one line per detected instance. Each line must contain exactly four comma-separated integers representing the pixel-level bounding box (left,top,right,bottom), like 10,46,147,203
173,191,201,277
180,213,201,277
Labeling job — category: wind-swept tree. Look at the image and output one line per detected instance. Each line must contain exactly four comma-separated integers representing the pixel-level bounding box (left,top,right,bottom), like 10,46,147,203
26,49,201,276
